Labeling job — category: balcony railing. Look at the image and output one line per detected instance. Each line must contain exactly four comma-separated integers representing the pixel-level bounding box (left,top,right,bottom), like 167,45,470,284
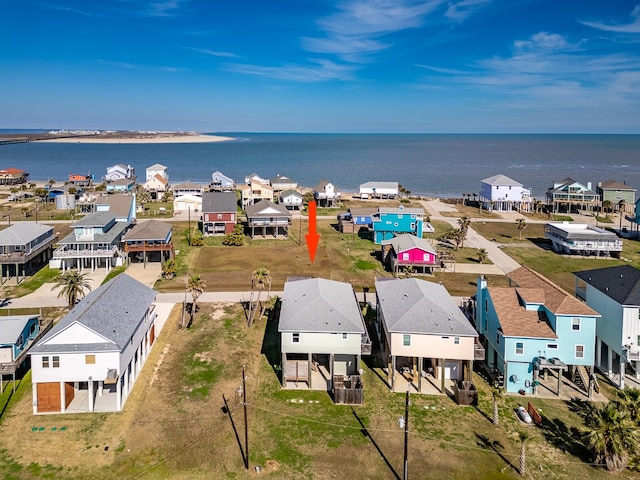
54,246,118,258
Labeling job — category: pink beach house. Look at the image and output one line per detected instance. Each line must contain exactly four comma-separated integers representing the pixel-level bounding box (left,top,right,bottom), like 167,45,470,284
381,234,438,276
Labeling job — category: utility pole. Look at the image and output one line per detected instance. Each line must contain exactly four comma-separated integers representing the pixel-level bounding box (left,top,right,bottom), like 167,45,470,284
242,365,249,470
403,388,409,480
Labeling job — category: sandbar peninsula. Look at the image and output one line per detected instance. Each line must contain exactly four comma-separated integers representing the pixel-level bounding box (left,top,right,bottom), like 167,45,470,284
36,130,235,144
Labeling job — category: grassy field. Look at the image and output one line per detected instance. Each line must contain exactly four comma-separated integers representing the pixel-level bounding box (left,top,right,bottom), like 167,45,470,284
0,304,633,480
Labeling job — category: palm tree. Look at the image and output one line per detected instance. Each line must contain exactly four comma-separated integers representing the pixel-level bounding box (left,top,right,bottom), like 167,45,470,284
491,383,502,426
186,273,206,314
615,387,640,424
515,218,527,240
457,216,471,235
619,199,627,232
248,267,271,327
161,259,177,279
517,430,531,475
54,270,92,308
477,248,488,264
602,200,613,219
586,402,639,472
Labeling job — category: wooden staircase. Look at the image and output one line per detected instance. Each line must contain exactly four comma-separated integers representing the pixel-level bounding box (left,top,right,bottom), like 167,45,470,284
572,365,589,394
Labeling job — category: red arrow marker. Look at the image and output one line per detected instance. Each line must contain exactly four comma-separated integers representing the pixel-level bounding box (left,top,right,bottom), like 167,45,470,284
305,200,320,263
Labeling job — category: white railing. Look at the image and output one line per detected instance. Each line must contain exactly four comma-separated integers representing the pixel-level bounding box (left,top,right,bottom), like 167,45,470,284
54,246,118,258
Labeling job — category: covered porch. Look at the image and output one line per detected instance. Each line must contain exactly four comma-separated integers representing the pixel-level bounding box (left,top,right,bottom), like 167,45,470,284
386,355,473,395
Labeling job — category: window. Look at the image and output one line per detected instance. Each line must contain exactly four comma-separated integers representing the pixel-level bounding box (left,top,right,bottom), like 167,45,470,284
547,343,558,350
342,333,348,340
454,337,460,345
575,345,584,358
515,342,524,355
637,335,640,346
423,253,430,261
403,334,411,346
496,333,500,345
411,214,416,219
572,318,581,331
52,356,60,368
410,223,416,230
398,214,403,219
292,333,300,343
85,355,96,364
17,334,23,347
402,253,409,260
42,356,49,368
485,299,488,312
217,214,222,219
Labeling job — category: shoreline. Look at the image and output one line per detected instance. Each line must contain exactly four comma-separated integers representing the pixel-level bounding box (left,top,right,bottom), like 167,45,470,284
37,133,235,144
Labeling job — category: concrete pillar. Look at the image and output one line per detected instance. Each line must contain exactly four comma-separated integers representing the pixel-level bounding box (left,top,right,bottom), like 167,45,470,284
440,358,446,394
32,383,38,414
98,381,103,397
596,337,602,370
329,353,334,390
390,356,396,391
88,377,94,413
281,353,286,387
608,347,613,378
308,353,312,389
116,376,122,411
60,382,67,413
636,361,640,380
620,361,626,389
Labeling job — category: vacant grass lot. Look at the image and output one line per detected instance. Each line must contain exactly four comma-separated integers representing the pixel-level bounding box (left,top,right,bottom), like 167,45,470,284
0,304,631,480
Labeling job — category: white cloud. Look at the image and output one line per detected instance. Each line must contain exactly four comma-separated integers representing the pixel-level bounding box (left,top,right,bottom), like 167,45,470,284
303,0,445,62
225,59,356,83
445,0,491,22
186,47,238,59
98,59,184,72
581,5,640,34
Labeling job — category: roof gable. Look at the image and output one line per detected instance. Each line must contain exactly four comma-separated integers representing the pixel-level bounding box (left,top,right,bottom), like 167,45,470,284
482,174,523,187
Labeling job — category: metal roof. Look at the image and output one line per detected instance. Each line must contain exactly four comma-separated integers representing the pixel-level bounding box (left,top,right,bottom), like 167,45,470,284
0,223,53,246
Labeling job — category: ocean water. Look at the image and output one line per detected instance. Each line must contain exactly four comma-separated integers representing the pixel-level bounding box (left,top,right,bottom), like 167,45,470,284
0,133,639,199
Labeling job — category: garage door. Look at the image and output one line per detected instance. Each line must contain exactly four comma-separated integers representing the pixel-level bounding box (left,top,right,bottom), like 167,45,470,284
37,382,61,413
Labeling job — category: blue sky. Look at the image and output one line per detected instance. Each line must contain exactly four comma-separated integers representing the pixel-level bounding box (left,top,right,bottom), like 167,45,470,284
2,0,640,133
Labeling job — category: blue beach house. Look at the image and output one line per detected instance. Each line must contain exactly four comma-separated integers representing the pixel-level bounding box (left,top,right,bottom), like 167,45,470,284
475,267,599,396
371,206,424,244
0,315,40,367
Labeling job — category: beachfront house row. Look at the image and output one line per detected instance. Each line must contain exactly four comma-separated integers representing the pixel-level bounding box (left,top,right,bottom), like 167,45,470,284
314,180,341,207
359,181,399,199
546,178,599,214
597,180,636,213
278,277,371,400
544,222,622,258
279,189,303,210
245,200,291,239
371,206,424,244
375,278,481,394
104,164,135,183
475,267,599,395
202,191,237,235
270,174,298,191
122,220,174,265
574,265,640,389
51,212,129,272
0,223,57,283
480,174,532,212
210,171,235,191
29,274,157,414
145,163,168,182
172,194,202,213
381,234,438,276
0,167,28,185
239,180,274,207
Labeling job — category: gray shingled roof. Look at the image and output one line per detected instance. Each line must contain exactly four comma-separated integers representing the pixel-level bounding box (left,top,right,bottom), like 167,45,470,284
58,220,129,246
245,200,291,217
599,180,636,191
73,211,117,227
279,278,365,333
30,274,156,354
122,220,171,242
481,174,523,187
574,265,640,306
0,223,53,246
97,194,134,219
359,181,398,190
376,206,424,215
202,191,237,213
375,278,477,336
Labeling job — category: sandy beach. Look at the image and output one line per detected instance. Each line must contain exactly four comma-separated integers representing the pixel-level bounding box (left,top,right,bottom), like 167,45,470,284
37,133,235,144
